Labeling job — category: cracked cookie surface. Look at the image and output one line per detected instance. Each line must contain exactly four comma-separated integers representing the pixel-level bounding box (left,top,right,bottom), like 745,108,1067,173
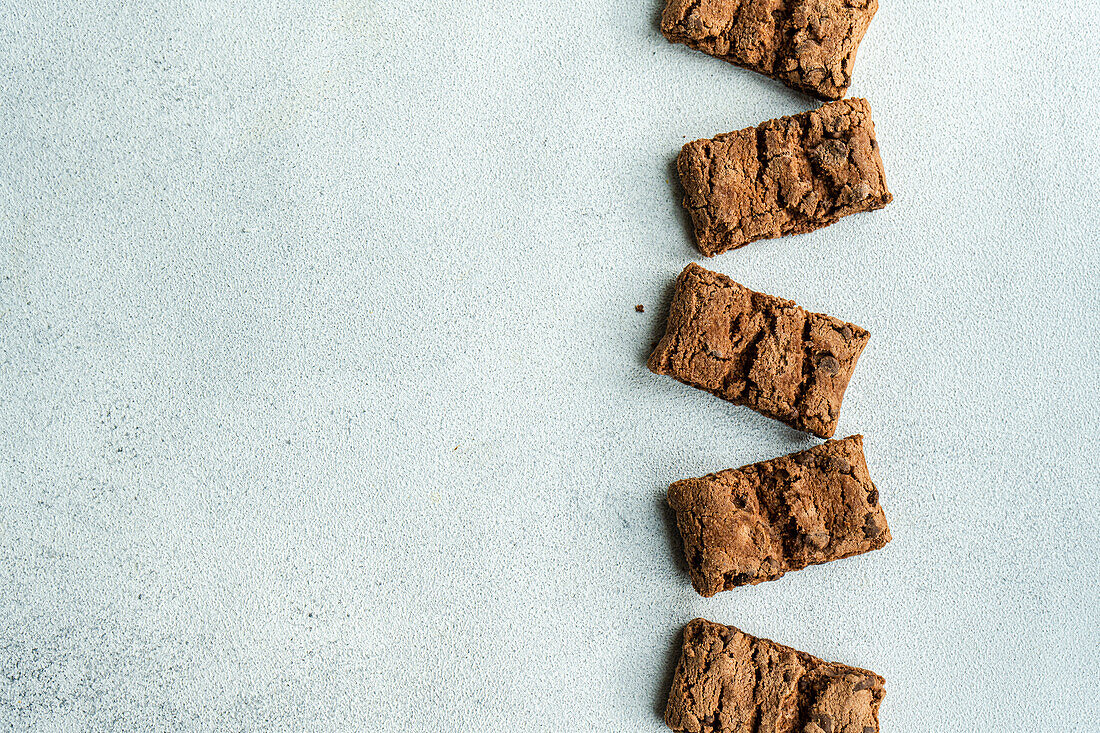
668,436,890,597
660,0,879,100
665,619,886,733
647,263,869,438
677,99,891,257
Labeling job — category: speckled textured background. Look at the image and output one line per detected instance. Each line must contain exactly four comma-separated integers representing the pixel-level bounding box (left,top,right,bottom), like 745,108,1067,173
2,1,1098,730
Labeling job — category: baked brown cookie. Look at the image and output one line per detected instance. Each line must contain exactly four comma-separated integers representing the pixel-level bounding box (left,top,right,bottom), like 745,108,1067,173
668,436,889,596
665,618,886,733
677,99,891,257
648,264,869,438
660,0,880,100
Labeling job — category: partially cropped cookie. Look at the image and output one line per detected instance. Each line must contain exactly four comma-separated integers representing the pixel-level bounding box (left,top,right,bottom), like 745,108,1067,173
678,98,891,257
660,0,880,100
665,618,886,733
648,263,869,438
669,436,889,596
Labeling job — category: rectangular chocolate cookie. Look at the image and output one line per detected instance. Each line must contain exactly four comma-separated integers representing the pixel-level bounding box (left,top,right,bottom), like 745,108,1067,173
660,0,880,100
668,436,889,596
648,263,869,438
665,618,886,733
677,99,891,257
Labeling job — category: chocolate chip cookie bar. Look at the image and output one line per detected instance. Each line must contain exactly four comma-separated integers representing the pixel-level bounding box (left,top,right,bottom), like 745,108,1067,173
668,436,889,596
665,618,886,733
677,99,891,257
660,0,881,100
648,263,869,438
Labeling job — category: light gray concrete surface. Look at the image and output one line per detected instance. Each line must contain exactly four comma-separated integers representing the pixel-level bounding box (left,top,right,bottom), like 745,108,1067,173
2,0,1098,730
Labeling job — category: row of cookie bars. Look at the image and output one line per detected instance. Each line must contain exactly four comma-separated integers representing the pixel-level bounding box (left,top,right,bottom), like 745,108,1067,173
658,439,890,733
648,266,892,732
650,271,892,733
660,438,890,731
651,1,893,728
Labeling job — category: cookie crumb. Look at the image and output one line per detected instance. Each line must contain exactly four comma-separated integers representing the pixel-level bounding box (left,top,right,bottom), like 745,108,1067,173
635,304,645,313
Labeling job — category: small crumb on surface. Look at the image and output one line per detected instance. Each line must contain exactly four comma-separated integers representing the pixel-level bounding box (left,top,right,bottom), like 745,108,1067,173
635,304,645,312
